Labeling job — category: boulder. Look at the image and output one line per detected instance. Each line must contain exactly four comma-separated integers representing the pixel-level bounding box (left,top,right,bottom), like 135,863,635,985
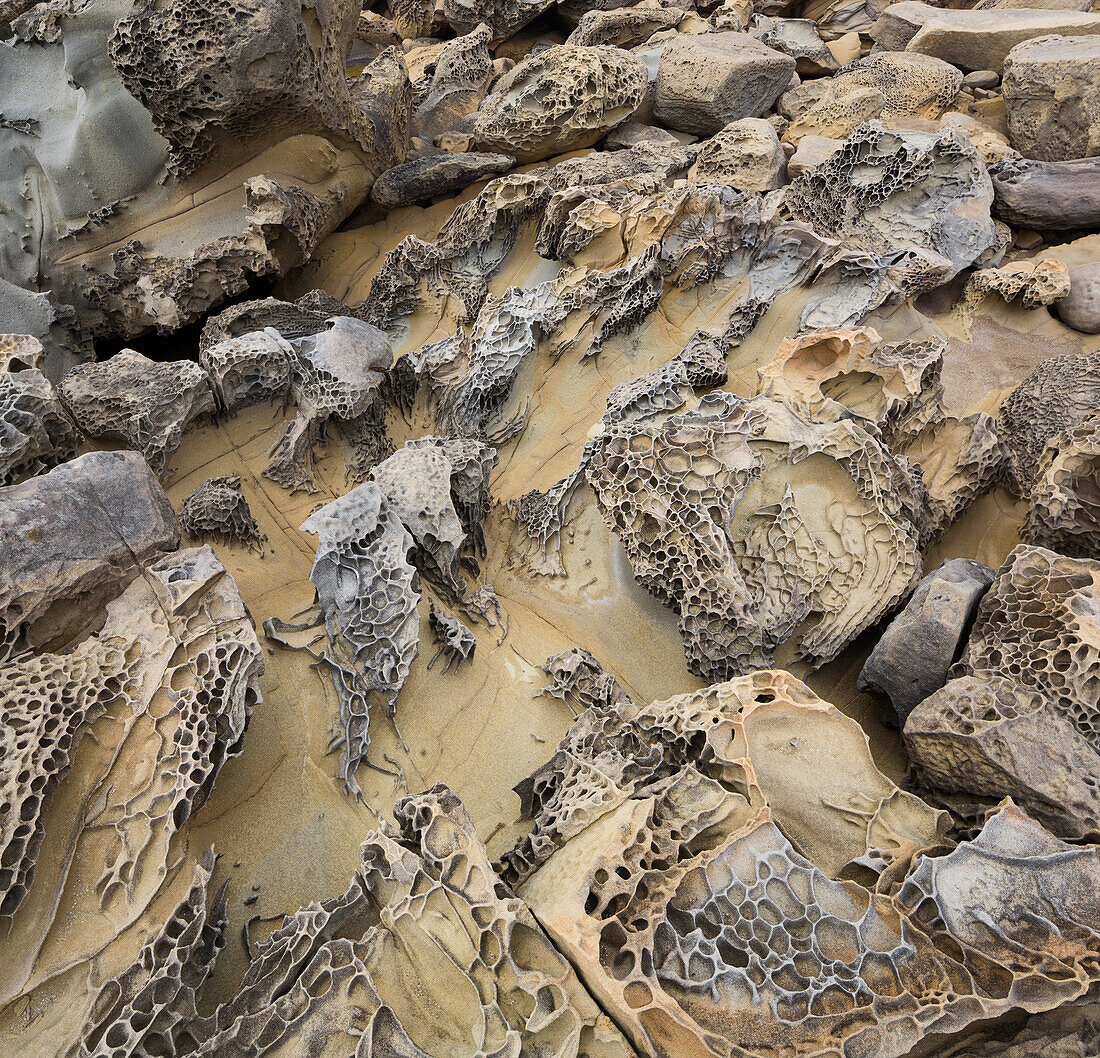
1003,34,1100,161
858,558,996,727
654,32,796,136
59,350,215,475
872,2,1100,72
0,450,179,649
473,45,646,161
688,117,787,189
989,154,1100,229
1057,261,1100,332
905,674,1100,841
371,152,515,207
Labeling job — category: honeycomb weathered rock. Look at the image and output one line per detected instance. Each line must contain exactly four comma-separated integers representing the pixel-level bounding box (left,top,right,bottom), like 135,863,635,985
997,351,1100,492
473,45,646,162
905,674,1100,841
586,392,926,679
1022,409,1100,556
59,350,215,475
179,476,264,551
0,335,79,485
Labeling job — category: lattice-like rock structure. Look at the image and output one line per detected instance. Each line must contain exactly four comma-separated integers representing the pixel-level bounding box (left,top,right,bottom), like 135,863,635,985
785,122,999,299
287,438,495,797
508,673,1100,1058
0,334,79,486
585,392,926,679
427,605,476,672
182,785,635,1057
899,412,1009,540
198,329,293,414
756,326,945,441
1021,409,1100,557
58,350,215,475
263,315,392,493
501,670,944,890
998,352,1100,494
0,546,260,1014
906,674,1100,841
963,257,1071,312
955,545,1100,749
179,476,264,551
70,851,227,1058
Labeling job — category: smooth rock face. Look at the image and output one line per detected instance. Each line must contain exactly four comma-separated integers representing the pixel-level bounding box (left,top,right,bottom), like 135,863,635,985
473,45,646,160
654,32,797,135
371,152,516,207
1004,34,1100,160
0,450,179,651
859,558,996,727
1057,260,1100,331
873,2,1100,72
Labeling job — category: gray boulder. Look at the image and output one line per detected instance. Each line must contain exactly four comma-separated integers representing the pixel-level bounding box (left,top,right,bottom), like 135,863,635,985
371,152,515,207
858,558,996,726
1004,34,1100,161
872,2,1100,73
0,450,179,651
989,154,1100,229
654,33,796,136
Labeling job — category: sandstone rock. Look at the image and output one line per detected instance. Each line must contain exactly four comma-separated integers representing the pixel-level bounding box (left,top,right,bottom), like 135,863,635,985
654,32,797,136
509,672,1100,1058
752,16,840,76
957,544,1100,746
473,45,646,162
872,2,1100,73
1057,260,1100,331
186,785,635,1057
412,24,494,142
586,391,925,679
279,438,495,798
567,5,683,48
782,51,963,145
605,121,684,148
179,475,264,552
1022,409,1100,556
59,349,215,475
0,544,259,964
998,351,1100,492
755,326,945,439
444,0,555,41
0,450,179,654
199,328,294,414
858,558,996,726
0,0,401,342
963,256,1071,310
1004,34,1100,160
688,117,787,189
0,335,78,486
787,133,843,174
786,122,999,296
990,153,1100,228
907,674,1100,840
371,151,515,207
263,316,392,493
899,413,1010,538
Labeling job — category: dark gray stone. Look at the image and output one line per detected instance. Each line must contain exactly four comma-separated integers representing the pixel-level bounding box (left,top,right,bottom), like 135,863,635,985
989,155,1100,230
370,152,515,207
858,558,996,726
